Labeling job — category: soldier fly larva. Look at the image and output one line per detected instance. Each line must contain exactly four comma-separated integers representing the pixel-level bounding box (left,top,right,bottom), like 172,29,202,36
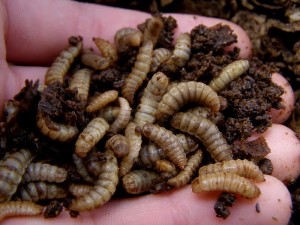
121,40,153,105
69,183,92,198
171,112,233,162
93,37,118,63
81,49,111,70
68,68,92,101
137,142,166,169
191,172,261,199
142,123,187,169
72,153,94,183
45,36,83,85
143,16,164,47
105,134,129,158
84,151,103,178
114,27,143,47
68,149,119,212
150,48,172,72
155,159,178,179
156,81,220,121
86,90,119,113
75,117,109,158
208,59,250,92
97,106,120,123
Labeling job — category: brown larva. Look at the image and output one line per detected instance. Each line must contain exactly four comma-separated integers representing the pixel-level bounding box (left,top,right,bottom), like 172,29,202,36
121,40,153,105
137,142,166,169
86,90,119,113
133,72,169,126
72,153,94,183
167,150,203,188
171,112,233,162
191,172,261,199
150,48,172,72
114,27,143,47
68,149,119,212
105,134,129,158
97,106,120,123
156,81,220,121
155,159,178,179
176,133,199,154
208,59,250,92
143,16,164,47
36,113,79,142
81,49,111,70
119,122,142,177
93,37,118,63
45,36,83,85
23,162,68,183
0,149,34,203
198,159,265,182
142,123,187,169
69,183,92,198
68,68,92,101
0,201,44,222
122,169,159,194
84,151,103,178
75,117,109,158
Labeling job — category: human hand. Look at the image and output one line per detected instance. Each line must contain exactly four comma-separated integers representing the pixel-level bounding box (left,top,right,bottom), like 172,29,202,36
0,0,299,224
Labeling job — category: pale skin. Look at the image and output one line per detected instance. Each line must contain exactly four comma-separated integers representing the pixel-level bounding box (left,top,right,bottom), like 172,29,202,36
0,0,299,224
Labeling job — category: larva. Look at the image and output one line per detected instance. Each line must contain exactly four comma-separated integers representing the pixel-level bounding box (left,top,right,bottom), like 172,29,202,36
133,72,169,126
105,134,129,158
84,151,103,178
156,81,220,121
109,97,132,134
186,106,224,125
143,16,164,47
198,159,265,182
93,37,118,62
155,159,178,179
23,162,68,183
121,40,153,105
69,183,92,198
68,68,92,101
208,59,250,92
75,117,109,158
72,154,94,183
97,106,120,123
176,133,199,154
171,112,233,162
68,149,119,212
0,201,44,222
137,142,166,169
122,170,159,194
114,27,143,47
0,149,34,203
81,49,111,70
45,36,83,85
167,150,203,188
36,113,79,142
86,90,119,113
119,122,142,177
191,172,261,199
142,123,187,169
150,48,172,72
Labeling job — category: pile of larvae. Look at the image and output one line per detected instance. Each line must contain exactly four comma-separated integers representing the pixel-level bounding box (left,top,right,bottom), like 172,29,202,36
0,14,284,221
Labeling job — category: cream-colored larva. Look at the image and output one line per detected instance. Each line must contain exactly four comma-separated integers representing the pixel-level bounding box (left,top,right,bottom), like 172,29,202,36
171,112,233,162
198,159,265,182
69,183,92,198
97,106,120,123
114,27,143,47
0,201,44,222
137,142,166,169
150,48,172,72
156,81,221,121
93,37,118,63
45,36,83,85
143,16,164,47
155,159,178,179
0,149,34,203
119,122,142,177
23,162,68,183
208,59,250,92
167,150,203,188
68,68,92,101
68,149,119,212
142,123,187,169
75,117,109,158
86,90,119,113
122,170,159,194
81,49,111,70
133,72,169,126
36,113,79,142
191,172,261,199
72,153,94,183
105,134,129,158
121,40,153,105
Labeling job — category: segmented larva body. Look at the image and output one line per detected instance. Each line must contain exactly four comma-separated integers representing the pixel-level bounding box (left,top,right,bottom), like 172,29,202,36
119,122,142,177
97,106,120,123
133,72,169,126
208,59,250,92
114,27,143,47
75,117,109,158
109,97,132,134
36,113,79,142
155,160,178,179
0,201,44,222
85,151,102,178
86,90,119,113
0,149,34,203
191,172,261,199
17,182,67,202
121,40,153,105
142,123,187,169
150,48,172,72
137,142,166,169
171,112,233,162
81,50,111,70
23,162,68,183
72,154,93,183
69,183,92,197
176,133,199,154
198,159,265,182
45,36,83,85
156,81,220,121
69,149,119,212
68,68,92,101
143,16,164,46
93,37,118,62
105,134,129,158
122,170,159,194
167,150,203,188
